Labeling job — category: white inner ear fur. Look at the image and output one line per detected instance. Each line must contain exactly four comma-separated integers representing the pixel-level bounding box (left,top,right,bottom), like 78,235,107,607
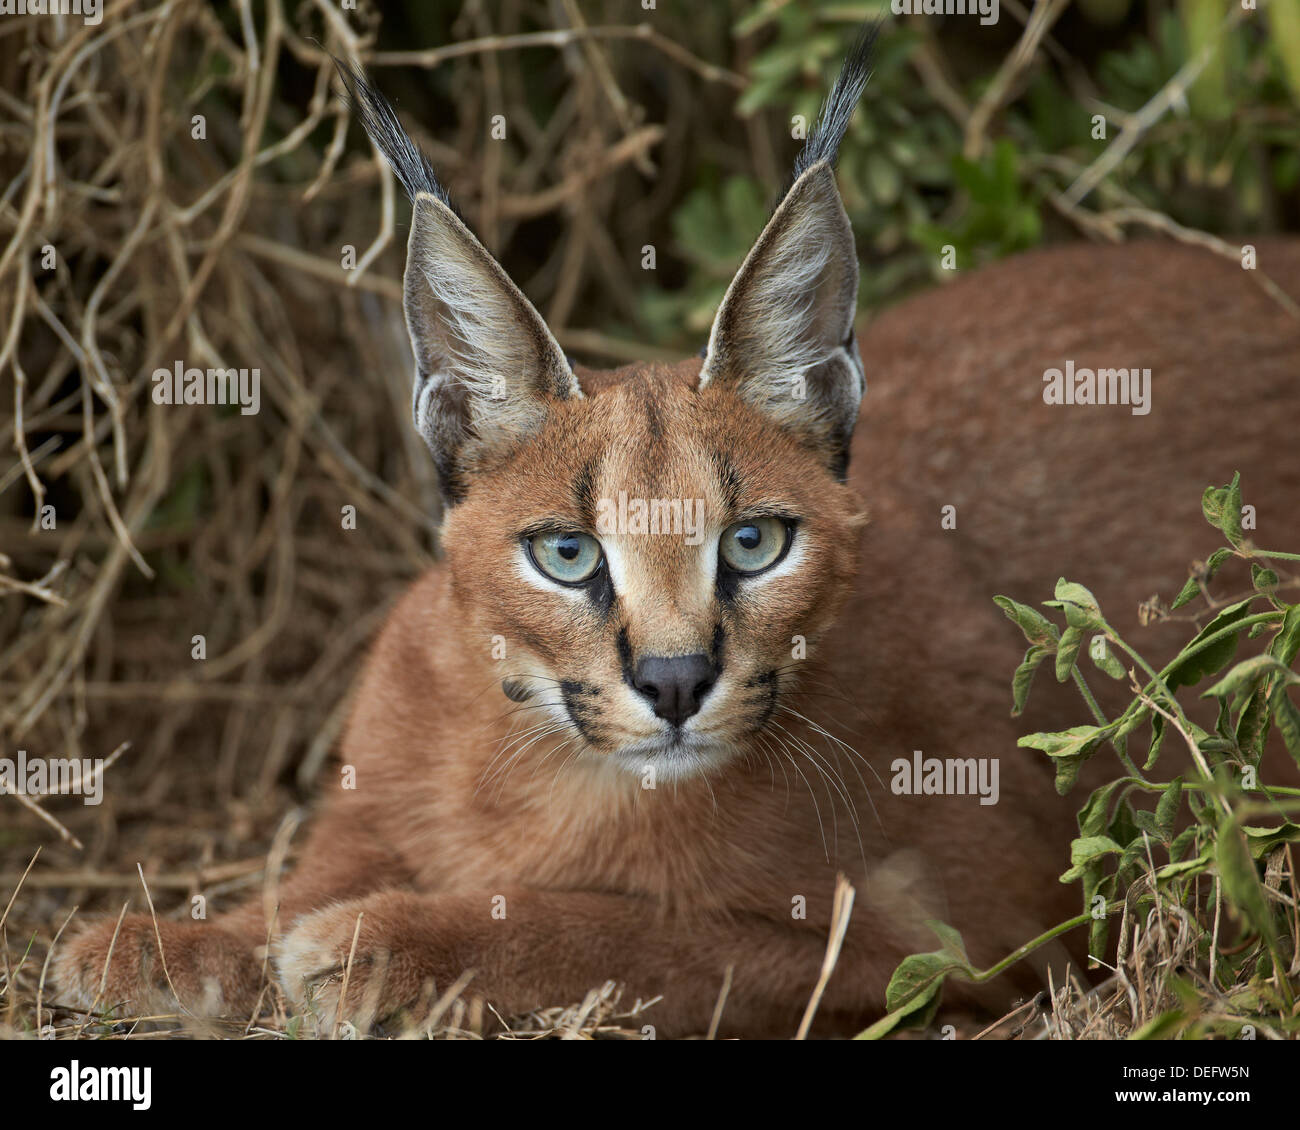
404,192,580,458
697,162,862,441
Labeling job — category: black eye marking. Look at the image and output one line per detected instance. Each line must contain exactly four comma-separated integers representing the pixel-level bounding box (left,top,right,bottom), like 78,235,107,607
560,682,604,742
588,565,614,617
617,627,635,687
710,623,726,668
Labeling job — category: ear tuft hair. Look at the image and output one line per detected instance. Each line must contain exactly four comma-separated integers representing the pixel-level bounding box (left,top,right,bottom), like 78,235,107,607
333,57,449,205
777,20,880,208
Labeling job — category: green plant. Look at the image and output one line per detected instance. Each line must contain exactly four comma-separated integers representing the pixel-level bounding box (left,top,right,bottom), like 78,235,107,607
860,473,1300,1040
640,0,1300,354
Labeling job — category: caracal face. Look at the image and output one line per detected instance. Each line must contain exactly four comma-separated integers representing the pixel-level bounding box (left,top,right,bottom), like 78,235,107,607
443,365,864,781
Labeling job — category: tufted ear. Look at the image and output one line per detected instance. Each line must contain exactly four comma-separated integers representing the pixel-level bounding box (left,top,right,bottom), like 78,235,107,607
698,22,877,480
402,193,579,501
337,60,579,503
698,162,863,478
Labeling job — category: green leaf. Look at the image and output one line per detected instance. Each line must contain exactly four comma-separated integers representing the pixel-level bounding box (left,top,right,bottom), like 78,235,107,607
1054,756,1084,795
856,942,975,1039
1133,809,1160,839
1236,686,1271,760
1010,645,1050,716
1270,683,1300,763
1206,546,1235,577
1201,472,1243,546
1018,724,1105,758
1088,634,1126,679
1117,836,1150,883
1112,704,1149,742
1269,603,1300,668
1044,578,1105,631
1071,835,1123,864
1107,796,1140,850
883,952,960,1014
1212,694,1234,741
1144,713,1167,770
1165,598,1254,692
1060,835,1122,882
1167,825,1198,863
1055,625,1084,682
1242,823,1300,859
1155,777,1183,841
1087,877,1112,963
1023,723,1109,793
924,920,970,962
993,595,1059,646
1170,575,1202,611
1215,820,1279,947
1077,779,1128,838
1202,654,1294,702
1251,564,1279,593
1156,853,1211,881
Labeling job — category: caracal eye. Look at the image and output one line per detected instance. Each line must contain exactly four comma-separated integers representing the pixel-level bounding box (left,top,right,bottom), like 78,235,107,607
719,516,791,575
528,531,604,585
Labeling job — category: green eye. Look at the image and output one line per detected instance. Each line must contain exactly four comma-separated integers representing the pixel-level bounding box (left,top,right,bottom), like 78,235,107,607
719,516,791,575
527,531,604,585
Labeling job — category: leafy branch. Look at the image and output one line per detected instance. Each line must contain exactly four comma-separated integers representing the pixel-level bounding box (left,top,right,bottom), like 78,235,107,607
859,472,1300,1039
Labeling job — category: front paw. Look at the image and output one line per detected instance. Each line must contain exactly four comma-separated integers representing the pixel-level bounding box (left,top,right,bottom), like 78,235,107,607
276,893,467,1033
52,915,261,1019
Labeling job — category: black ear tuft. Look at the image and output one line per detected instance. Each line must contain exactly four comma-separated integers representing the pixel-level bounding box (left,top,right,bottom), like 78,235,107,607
333,57,449,205
776,19,881,207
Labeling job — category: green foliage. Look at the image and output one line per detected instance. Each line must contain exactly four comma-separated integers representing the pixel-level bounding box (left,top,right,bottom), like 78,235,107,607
861,473,1300,1039
644,1,1300,349
912,141,1043,265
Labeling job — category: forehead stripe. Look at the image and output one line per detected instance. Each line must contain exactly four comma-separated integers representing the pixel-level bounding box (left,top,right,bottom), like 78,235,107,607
711,450,744,512
572,456,600,528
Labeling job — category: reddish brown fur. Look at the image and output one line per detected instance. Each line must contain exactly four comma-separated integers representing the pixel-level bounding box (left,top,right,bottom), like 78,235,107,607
55,238,1300,1037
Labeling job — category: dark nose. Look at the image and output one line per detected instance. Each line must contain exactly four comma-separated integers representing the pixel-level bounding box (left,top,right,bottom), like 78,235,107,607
633,654,717,727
